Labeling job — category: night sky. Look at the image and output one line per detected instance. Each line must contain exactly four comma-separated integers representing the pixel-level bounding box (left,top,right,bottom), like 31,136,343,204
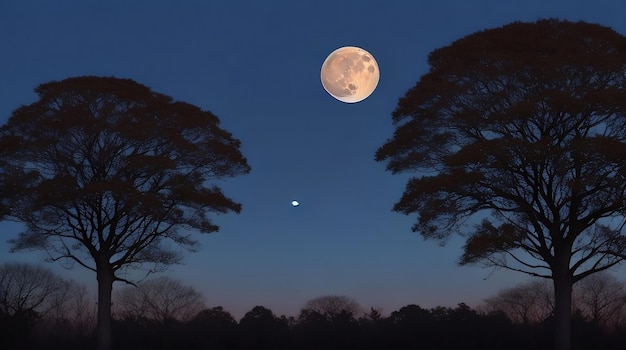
2,0,626,319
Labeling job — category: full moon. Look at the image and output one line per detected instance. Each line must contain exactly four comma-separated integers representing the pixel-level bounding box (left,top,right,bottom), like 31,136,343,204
291,200,299,207
320,46,379,103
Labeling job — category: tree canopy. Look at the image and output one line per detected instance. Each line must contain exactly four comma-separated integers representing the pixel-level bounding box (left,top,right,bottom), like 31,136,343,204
2,76,250,270
376,19,626,350
0,76,250,350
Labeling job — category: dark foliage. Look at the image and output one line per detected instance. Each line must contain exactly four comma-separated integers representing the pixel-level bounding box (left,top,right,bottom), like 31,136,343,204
6,302,626,350
238,306,291,349
186,306,239,349
0,309,40,349
375,19,626,350
0,76,250,350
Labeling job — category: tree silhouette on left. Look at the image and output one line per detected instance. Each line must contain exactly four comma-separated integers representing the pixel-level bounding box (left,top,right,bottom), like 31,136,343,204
0,262,70,347
0,76,251,350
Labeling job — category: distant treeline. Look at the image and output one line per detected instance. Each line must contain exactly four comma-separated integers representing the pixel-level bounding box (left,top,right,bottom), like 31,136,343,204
5,301,626,350
2,262,626,350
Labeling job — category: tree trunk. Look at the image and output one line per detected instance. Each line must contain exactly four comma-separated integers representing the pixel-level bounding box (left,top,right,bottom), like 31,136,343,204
96,262,114,350
553,270,573,350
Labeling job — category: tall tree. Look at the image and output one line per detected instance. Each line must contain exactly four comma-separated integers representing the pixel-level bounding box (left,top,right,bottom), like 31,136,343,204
375,19,626,350
0,76,250,350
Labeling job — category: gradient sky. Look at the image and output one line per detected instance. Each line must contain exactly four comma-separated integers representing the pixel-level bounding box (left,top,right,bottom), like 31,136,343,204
2,0,626,319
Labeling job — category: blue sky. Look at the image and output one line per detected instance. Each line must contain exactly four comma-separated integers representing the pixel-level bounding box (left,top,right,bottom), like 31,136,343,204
2,0,626,318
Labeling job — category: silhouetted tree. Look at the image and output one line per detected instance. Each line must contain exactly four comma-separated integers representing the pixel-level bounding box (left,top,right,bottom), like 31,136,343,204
0,262,70,347
24,281,97,350
361,307,382,322
0,262,70,320
384,304,431,348
355,308,385,349
55,282,96,344
0,76,251,350
482,280,554,325
294,295,362,349
187,306,238,349
483,274,626,330
303,295,361,320
430,303,485,349
293,308,327,349
114,276,205,323
239,306,289,349
573,272,626,329
376,19,626,350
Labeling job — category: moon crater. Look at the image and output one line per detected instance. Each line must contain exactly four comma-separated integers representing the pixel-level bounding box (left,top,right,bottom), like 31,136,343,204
320,46,380,103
